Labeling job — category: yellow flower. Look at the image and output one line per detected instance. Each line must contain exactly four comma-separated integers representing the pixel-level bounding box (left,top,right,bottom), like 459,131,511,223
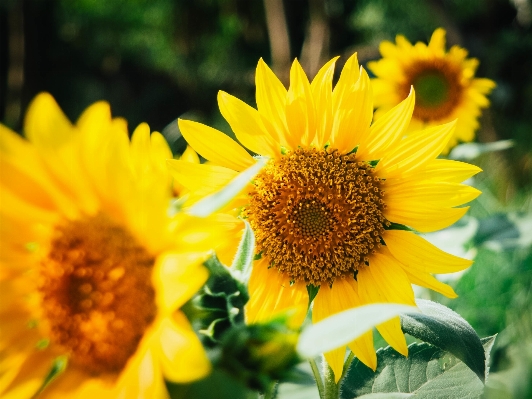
0,93,226,398
368,28,496,153
169,55,481,381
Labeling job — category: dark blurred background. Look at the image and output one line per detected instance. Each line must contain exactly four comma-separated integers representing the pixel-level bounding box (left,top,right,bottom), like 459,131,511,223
1,1,531,397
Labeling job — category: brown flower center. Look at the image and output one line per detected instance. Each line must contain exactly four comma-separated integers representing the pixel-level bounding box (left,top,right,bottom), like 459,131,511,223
246,148,388,286
401,58,463,121
39,213,157,375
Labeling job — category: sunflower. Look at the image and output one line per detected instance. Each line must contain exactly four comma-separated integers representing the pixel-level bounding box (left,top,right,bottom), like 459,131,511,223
0,93,229,398
169,55,481,381
368,28,495,153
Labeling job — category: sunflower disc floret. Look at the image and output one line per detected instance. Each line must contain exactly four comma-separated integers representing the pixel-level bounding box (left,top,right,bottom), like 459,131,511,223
247,148,388,285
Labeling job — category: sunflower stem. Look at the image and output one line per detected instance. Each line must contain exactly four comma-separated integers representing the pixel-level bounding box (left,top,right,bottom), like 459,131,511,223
261,381,277,399
322,360,339,399
309,358,325,399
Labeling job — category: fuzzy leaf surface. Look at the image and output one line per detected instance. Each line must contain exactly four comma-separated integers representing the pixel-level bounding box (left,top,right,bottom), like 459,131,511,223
401,299,486,381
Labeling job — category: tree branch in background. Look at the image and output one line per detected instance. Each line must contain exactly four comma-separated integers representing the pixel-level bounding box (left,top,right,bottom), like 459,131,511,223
263,0,291,84
5,1,25,129
300,0,329,79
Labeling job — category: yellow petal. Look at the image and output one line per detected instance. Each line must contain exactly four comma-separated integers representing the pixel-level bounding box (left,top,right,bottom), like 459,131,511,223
384,179,481,208
428,28,447,54
255,58,286,145
331,67,373,153
356,261,410,356
0,184,62,223
0,126,75,213
332,53,360,111
416,159,482,183
153,252,209,313
0,158,58,212
76,101,113,143
402,268,458,298
114,336,169,399
285,59,316,147
149,131,174,170
383,229,472,274
377,317,408,357
0,348,57,399
179,145,200,164
218,91,278,156
156,314,211,383
167,159,238,196
379,40,400,58
246,258,308,328
24,92,74,148
376,120,456,178
384,204,470,233
357,88,414,161
40,367,117,399
310,57,338,147
178,119,254,172
130,122,151,171
313,279,376,378
345,280,377,371
359,251,416,306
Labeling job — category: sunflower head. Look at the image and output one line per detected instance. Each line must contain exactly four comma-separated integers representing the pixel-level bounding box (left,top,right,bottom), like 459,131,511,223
0,93,228,397
172,54,482,381
368,27,496,152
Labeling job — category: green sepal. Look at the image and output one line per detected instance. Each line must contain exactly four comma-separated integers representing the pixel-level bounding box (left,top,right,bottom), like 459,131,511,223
384,222,414,231
196,255,249,344
306,284,320,309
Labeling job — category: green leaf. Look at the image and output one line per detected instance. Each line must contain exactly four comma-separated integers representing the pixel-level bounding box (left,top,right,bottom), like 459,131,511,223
340,336,496,399
297,304,418,358
400,299,486,382
230,219,255,281
188,157,266,217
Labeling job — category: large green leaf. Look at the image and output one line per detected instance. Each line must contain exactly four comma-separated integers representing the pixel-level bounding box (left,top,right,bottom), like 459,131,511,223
340,336,496,399
297,304,417,358
401,299,486,381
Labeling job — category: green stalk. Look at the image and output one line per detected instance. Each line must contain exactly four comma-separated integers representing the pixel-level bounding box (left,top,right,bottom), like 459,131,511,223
323,361,339,399
309,358,325,399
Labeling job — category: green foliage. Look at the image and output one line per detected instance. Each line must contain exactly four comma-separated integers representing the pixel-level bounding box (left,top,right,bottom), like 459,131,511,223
401,299,486,381
214,319,301,392
197,255,249,344
168,369,255,399
340,336,496,399
445,246,532,338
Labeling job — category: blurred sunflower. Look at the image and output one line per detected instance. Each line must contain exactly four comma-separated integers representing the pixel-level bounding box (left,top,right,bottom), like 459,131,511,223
368,28,495,153
169,55,481,381
0,93,229,398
